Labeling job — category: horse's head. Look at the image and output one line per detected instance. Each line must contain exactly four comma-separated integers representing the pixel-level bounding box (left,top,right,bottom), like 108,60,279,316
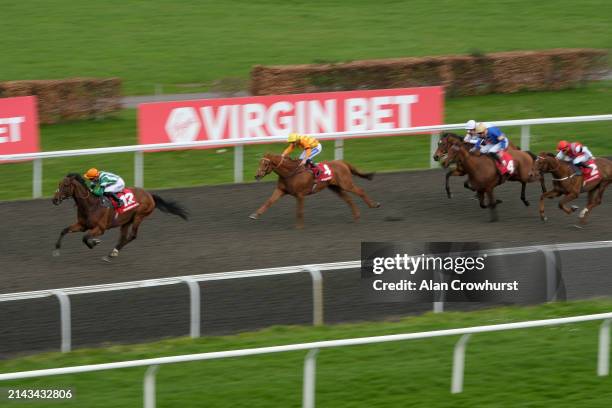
442,144,464,168
255,154,279,180
52,173,87,205
535,152,558,173
434,133,463,163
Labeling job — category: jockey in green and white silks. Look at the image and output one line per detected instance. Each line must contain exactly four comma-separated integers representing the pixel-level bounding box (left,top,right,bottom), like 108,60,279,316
83,168,125,206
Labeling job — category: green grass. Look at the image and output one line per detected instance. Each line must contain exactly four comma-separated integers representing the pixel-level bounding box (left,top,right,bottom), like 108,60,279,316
0,0,610,94
1,81,610,201
1,299,612,407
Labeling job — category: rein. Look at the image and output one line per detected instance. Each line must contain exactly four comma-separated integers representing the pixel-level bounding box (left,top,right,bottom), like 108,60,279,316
263,156,303,178
538,156,577,182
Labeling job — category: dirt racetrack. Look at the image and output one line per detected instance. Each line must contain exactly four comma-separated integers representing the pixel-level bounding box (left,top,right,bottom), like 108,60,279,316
1,169,611,355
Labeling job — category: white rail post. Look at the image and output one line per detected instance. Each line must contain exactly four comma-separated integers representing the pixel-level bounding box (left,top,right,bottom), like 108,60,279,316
433,268,445,314
134,151,144,188
430,133,440,169
334,139,344,160
143,365,159,408
302,349,319,408
51,290,71,353
182,278,201,338
451,334,471,394
33,158,43,198
598,319,611,376
304,267,324,326
540,248,558,302
234,145,244,183
520,125,530,151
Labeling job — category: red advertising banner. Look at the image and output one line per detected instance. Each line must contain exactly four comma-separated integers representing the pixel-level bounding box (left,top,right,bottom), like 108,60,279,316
0,96,40,156
138,87,444,145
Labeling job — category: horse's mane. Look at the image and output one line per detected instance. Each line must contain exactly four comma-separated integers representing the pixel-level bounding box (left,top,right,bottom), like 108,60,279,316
544,152,556,158
263,153,301,167
442,132,463,142
66,172,87,186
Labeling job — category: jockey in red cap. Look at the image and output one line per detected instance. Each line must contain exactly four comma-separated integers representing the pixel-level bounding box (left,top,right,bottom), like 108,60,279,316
556,140,594,176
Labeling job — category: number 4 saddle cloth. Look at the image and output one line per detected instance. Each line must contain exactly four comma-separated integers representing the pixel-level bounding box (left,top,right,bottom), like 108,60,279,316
101,189,140,214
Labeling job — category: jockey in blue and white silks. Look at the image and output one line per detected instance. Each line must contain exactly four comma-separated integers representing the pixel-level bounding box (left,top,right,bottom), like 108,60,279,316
473,122,508,162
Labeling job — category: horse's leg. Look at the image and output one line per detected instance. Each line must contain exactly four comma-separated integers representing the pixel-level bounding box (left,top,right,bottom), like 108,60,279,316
557,191,580,215
520,182,529,206
329,186,360,221
445,171,453,198
295,194,305,229
250,188,285,220
341,181,380,208
578,182,609,224
539,190,562,222
539,174,547,193
102,223,131,262
82,226,104,249
478,191,486,209
486,190,499,222
54,222,85,256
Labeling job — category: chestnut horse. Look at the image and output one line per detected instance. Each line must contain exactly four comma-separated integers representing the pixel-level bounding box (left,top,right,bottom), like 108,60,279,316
53,173,188,261
536,153,611,224
250,153,380,228
444,144,540,221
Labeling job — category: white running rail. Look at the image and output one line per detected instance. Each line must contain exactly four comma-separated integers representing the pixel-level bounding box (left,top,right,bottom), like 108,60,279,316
0,312,610,408
1,114,610,197
1,240,611,353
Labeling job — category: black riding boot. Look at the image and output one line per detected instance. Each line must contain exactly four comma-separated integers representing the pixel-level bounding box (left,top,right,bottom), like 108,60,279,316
573,163,585,176
106,192,123,207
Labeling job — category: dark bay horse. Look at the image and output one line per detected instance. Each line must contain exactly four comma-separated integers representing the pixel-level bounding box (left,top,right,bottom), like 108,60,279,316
444,144,540,221
536,153,611,224
433,133,472,198
52,173,188,261
433,132,544,199
250,153,380,228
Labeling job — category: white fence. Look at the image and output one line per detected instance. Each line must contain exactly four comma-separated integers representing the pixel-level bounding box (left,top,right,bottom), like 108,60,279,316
0,312,610,408
2,240,611,353
0,114,611,198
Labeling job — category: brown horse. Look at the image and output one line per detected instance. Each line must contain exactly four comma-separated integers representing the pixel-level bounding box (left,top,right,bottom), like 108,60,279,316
433,132,544,199
250,153,380,228
536,153,611,224
444,144,541,221
52,173,188,261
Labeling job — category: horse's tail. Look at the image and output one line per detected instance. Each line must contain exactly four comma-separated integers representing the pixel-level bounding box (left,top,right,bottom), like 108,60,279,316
344,161,375,180
152,194,189,220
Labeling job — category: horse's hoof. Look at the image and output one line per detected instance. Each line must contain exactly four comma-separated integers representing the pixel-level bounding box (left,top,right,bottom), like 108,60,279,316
522,201,530,207
109,248,119,258
540,215,548,223
373,202,381,208
249,213,259,220
570,205,579,212
52,249,60,257
92,239,101,245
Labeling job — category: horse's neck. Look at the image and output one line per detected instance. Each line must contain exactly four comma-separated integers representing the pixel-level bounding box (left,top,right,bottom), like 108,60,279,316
550,160,573,178
272,159,300,178
72,183,100,215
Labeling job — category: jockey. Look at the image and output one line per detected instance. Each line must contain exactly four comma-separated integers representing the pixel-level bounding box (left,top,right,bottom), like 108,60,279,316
473,122,509,163
282,132,323,172
83,168,125,207
463,120,479,145
556,140,594,176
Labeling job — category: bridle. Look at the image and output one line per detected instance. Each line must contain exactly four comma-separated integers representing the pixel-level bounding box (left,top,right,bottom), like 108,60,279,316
537,155,576,182
261,156,302,177
56,178,90,202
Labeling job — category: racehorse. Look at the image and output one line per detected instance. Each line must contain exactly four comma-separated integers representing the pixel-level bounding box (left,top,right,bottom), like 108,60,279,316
52,173,188,261
432,133,473,198
433,132,545,199
443,144,540,221
536,153,611,224
250,153,380,228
